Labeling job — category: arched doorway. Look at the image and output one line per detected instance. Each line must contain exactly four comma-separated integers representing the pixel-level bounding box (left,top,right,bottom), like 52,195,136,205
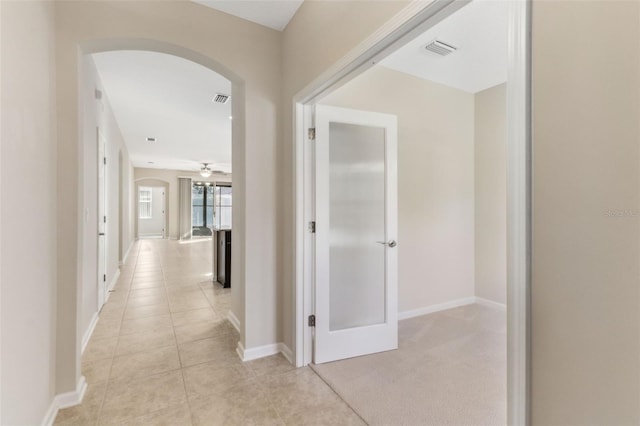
60,38,251,400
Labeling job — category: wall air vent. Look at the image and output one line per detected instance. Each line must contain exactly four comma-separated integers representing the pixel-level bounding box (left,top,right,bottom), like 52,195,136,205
212,93,230,104
146,137,156,142
424,39,457,56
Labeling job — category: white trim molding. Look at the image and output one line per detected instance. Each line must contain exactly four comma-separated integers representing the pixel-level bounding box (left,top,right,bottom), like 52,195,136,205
506,0,531,425
236,341,295,363
56,376,87,409
227,310,241,334
120,241,133,266
279,343,294,364
236,340,246,361
42,376,88,426
476,297,507,311
41,401,59,426
107,268,120,292
398,297,476,320
238,343,281,361
397,297,506,321
81,313,99,354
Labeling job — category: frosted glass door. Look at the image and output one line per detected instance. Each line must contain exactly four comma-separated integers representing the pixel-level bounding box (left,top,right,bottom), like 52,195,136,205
314,105,398,364
329,122,386,331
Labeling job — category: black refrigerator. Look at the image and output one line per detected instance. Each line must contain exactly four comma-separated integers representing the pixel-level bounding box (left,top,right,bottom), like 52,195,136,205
217,230,231,288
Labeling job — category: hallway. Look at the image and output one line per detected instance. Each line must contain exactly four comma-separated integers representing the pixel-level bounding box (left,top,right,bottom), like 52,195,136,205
55,239,363,425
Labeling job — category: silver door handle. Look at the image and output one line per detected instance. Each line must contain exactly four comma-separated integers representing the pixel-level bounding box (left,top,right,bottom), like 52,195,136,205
376,240,397,248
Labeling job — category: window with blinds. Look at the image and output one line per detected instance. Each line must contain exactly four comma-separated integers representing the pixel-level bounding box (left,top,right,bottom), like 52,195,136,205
139,187,152,219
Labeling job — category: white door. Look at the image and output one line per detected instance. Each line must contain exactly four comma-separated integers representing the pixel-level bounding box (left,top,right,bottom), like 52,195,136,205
97,129,107,309
138,186,166,238
313,105,398,364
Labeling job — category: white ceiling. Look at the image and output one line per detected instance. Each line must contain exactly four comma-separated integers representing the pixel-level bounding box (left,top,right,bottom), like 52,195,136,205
380,0,508,94
92,50,232,173
192,0,304,31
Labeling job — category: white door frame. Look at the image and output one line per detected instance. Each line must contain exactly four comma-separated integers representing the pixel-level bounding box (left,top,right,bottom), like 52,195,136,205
292,0,531,424
136,185,166,239
97,127,107,310
133,178,170,240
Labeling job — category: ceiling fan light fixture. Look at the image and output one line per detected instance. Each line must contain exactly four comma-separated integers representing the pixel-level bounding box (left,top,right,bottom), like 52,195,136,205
200,163,212,178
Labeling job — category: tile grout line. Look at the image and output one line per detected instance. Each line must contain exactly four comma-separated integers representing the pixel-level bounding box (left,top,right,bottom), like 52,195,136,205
95,242,140,426
255,378,289,426
159,244,196,424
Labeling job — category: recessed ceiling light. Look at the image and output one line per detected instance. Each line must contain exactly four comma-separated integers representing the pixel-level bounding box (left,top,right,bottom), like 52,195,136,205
146,137,156,142
229,116,233,120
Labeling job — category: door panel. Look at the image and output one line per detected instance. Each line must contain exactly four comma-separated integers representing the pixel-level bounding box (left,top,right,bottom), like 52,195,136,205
98,129,107,309
314,105,398,364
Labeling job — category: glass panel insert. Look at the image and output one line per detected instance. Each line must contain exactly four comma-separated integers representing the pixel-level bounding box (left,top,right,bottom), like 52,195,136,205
329,122,386,331
139,187,152,219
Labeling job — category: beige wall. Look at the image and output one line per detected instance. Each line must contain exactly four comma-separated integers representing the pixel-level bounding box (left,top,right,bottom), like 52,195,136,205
134,167,231,240
0,1,58,424
80,55,135,344
531,1,640,423
474,84,506,305
320,66,476,313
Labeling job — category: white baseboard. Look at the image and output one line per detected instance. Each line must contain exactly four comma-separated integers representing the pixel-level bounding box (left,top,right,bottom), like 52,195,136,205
399,297,476,320
227,310,241,334
42,376,87,426
236,341,246,361
279,343,294,364
240,343,280,361
41,400,59,426
108,268,121,293
120,241,133,266
235,341,294,363
475,297,507,311
81,313,99,354
229,311,292,363
398,296,507,322
56,376,87,409
237,342,279,361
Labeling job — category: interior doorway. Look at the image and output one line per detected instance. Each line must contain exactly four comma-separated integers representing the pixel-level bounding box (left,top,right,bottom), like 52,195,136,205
294,0,530,423
137,185,166,239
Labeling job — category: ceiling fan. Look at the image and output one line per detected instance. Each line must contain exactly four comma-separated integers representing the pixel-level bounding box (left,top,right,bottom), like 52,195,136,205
200,162,227,177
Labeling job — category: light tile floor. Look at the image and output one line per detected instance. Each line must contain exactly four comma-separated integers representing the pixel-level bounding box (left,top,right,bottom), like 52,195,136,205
55,238,364,426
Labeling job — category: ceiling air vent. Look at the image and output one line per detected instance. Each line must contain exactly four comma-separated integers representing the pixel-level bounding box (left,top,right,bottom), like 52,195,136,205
424,39,457,56
212,93,230,104
146,137,156,143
